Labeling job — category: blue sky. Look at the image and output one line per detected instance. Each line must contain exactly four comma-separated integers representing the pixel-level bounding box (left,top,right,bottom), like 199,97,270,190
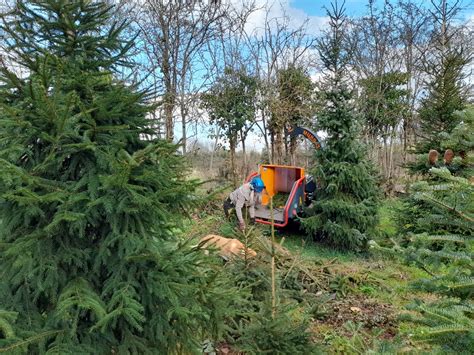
291,0,370,17
291,0,474,20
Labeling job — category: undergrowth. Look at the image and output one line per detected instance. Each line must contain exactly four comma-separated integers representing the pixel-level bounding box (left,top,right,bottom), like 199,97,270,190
182,194,429,353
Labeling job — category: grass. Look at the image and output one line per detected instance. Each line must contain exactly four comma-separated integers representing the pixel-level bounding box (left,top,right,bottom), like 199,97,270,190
378,200,400,236
182,196,433,353
279,236,361,263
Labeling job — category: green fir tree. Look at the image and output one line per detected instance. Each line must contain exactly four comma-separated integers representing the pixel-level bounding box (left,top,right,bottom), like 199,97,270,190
396,108,474,237
0,1,237,353
417,51,468,152
387,168,474,351
381,109,474,351
408,0,471,174
302,3,379,251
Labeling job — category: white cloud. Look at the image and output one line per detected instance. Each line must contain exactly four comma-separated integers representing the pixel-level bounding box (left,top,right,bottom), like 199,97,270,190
229,0,328,37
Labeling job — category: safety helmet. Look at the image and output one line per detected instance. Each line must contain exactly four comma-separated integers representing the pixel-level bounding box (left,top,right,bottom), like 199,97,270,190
251,177,265,193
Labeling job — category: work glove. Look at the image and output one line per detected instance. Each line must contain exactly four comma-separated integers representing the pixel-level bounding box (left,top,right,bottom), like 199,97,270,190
250,217,256,225
238,222,246,231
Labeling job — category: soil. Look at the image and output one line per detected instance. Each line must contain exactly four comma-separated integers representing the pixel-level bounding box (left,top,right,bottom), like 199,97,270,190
312,294,398,339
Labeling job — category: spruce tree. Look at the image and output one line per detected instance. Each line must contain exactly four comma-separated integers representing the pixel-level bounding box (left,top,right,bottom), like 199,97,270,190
396,109,473,237
417,51,468,152
302,3,379,251
0,1,236,353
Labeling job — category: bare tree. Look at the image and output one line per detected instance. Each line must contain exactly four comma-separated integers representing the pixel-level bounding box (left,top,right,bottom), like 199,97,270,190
347,0,408,185
396,0,430,156
132,0,227,150
244,3,317,164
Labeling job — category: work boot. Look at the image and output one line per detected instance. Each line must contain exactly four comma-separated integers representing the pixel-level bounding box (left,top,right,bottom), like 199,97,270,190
250,217,256,225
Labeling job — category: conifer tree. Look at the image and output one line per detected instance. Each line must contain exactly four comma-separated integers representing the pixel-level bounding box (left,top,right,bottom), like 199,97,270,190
396,108,473,237
380,168,473,351
0,1,237,352
379,110,474,350
302,2,379,251
409,0,471,174
417,50,468,152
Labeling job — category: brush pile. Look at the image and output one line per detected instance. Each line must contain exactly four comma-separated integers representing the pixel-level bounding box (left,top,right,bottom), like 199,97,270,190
271,192,290,208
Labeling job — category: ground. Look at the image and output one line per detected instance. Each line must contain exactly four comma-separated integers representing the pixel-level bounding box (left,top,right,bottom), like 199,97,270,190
181,193,435,354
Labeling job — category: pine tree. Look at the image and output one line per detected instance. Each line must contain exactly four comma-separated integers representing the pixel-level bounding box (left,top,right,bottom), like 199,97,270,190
0,1,237,352
302,2,379,251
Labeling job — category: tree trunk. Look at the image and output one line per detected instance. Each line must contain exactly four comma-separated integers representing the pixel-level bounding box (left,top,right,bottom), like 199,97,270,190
181,116,186,154
164,93,175,141
270,130,275,164
230,136,237,187
388,127,396,180
381,135,387,180
289,136,297,166
180,101,188,154
209,126,220,174
240,129,247,178
275,128,284,164
260,109,271,163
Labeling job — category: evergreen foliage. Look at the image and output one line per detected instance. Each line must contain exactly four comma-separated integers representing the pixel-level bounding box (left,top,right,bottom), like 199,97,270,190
359,71,409,141
416,51,469,154
0,1,240,352
383,112,473,351
221,231,320,354
395,168,474,351
302,3,379,251
235,304,318,355
396,108,474,236
409,1,471,174
200,67,257,186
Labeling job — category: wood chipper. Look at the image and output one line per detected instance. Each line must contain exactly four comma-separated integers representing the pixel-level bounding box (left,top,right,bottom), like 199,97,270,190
245,126,323,227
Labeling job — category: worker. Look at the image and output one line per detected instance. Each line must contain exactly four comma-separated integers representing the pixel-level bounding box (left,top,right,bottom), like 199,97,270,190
223,177,265,230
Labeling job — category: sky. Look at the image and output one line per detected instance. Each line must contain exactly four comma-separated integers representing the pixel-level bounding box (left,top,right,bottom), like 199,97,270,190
291,0,474,18
241,0,474,34
289,0,373,17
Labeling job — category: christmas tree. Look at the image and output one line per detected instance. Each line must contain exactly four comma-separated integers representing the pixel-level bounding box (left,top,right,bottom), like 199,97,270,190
386,168,473,351
0,1,235,352
396,108,473,237
302,3,379,251
380,110,473,350
408,0,470,175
